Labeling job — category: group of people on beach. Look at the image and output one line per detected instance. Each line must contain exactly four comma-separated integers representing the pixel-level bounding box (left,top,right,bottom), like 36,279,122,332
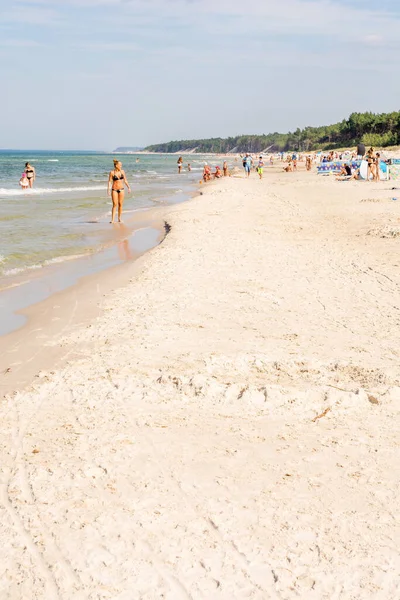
177,157,192,174
279,145,387,182
20,145,388,227
365,148,382,181
240,154,275,179
202,162,228,182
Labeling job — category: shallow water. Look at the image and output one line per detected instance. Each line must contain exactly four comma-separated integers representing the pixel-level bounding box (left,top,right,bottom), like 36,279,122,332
0,226,162,336
0,151,214,278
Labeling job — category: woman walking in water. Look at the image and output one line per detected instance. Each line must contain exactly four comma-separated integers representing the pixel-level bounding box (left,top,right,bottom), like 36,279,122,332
25,162,36,188
107,159,131,223
177,156,183,173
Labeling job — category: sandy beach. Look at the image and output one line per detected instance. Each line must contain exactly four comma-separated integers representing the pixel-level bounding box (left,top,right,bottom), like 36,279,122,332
1,168,399,599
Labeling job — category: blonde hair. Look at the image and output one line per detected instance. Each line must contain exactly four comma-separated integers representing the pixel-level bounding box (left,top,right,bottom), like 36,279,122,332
113,159,121,170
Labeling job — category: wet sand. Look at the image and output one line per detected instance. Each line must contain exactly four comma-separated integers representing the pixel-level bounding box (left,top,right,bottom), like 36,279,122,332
0,209,168,396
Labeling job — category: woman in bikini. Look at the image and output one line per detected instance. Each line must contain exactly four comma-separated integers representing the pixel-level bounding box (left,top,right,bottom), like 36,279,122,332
25,162,36,188
366,148,376,182
107,159,131,224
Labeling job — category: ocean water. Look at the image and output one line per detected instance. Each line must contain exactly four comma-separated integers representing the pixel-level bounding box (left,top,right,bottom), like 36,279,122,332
0,151,212,280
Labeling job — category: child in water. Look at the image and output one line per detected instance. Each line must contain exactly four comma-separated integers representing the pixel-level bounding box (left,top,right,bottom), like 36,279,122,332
19,172,29,190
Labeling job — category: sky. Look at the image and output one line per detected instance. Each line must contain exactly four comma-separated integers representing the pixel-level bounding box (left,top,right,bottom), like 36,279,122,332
1,0,400,150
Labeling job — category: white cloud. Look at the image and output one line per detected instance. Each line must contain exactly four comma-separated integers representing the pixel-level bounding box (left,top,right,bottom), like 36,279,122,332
363,34,384,46
0,5,59,25
10,0,400,42
2,0,399,149
0,39,43,47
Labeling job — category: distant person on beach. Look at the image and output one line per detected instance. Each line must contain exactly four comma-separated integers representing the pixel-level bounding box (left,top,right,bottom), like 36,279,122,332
357,143,366,160
24,162,35,188
203,164,211,182
177,157,183,173
336,164,352,179
187,163,192,172
366,148,376,182
283,161,293,173
374,152,381,182
244,153,253,177
257,157,264,179
223,161,228,176
336,165,360,181
19,172,29,191
107,159,131,224
345,164,352,176
306,156,312,171
213,166,222,178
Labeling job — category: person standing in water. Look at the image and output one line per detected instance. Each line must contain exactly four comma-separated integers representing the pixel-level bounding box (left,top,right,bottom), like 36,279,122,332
223,161,228,176
177,157,183,173
19,172,29,191
107,159,131,224
24,162,36,188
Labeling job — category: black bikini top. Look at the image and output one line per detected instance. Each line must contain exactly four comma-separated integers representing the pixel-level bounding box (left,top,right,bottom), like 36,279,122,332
113,170,124,181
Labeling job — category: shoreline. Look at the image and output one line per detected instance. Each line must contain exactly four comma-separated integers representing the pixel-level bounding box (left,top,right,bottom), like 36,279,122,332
0,206,166,336
1,169,399,597
0,149,204,293
0,167,201,337
0,213,170,397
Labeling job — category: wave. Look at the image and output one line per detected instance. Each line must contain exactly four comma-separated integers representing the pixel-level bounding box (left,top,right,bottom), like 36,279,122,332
44,253,87,266
2,263,43,276
47,159,59,162
0,185,106,197
2,252,87,277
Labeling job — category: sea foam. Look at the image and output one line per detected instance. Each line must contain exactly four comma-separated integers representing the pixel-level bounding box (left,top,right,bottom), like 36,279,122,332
0,185,105,197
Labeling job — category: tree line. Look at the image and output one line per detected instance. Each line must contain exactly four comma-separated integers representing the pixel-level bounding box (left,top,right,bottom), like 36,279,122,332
144,111,400,153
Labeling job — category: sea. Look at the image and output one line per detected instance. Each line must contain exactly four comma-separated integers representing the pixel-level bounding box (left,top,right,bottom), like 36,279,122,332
0,150,214,280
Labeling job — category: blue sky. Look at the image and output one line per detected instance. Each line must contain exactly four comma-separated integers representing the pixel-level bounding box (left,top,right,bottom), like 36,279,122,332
1,0,400,150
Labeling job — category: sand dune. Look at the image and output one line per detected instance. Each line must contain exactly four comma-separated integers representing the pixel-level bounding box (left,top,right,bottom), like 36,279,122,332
1,170,399,599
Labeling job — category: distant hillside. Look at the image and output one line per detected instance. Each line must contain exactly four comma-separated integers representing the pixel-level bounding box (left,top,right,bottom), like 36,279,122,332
113,146,144,153
144,111,400,154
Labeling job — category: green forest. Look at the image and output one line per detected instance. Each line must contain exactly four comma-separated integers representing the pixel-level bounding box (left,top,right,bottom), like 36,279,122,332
145,111,400,154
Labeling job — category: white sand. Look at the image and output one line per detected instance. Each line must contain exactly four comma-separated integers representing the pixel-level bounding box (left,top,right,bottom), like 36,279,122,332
1,170,400,599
